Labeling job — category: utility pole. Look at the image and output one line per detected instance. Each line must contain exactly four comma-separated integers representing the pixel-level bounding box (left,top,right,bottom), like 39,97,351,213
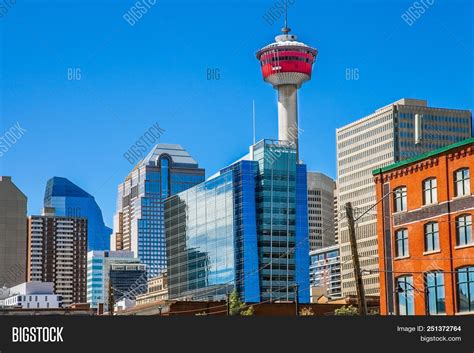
345,202,367,315
226,292,230,316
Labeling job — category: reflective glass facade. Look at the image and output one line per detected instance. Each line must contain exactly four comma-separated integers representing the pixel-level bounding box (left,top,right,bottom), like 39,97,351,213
165,140,310,303
86,250,140,310
112,144,205,278
44,177,112,251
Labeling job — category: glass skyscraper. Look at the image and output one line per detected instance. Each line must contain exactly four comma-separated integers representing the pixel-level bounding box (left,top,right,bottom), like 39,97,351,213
165,140,310,303
112,144,205,278
44,177,112,251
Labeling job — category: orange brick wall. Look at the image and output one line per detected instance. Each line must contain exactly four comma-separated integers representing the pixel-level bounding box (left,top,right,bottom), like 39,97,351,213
375,143,474,315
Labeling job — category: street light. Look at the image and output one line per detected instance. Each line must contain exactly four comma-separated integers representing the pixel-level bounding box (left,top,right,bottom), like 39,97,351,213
395,281,430,316
395,282,427,294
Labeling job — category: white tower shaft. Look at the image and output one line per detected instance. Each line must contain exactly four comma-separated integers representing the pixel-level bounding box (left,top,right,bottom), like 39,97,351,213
277,84,299,157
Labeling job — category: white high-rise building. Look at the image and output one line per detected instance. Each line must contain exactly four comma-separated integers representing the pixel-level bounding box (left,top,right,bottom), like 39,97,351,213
336,98,472,296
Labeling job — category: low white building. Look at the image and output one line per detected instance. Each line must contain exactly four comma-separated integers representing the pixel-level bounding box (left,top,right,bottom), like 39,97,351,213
0,282,62,309
114,298,135,312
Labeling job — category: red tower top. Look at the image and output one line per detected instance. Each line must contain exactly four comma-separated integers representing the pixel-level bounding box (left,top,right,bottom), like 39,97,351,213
256,28,318,88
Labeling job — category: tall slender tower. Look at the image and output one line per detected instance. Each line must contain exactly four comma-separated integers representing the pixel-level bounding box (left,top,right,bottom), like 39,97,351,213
256,18,317,159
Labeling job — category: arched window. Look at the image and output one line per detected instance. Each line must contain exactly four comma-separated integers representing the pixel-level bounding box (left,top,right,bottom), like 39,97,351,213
424,222,439,252
454,168,470,197
456,214,472,246
393,186,407,212
456,266,474,313
395,228,409,258
396,276,414,315
422,178,437,205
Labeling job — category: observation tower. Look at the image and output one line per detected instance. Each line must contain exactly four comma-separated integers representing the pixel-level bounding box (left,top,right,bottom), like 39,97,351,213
256,17,318,160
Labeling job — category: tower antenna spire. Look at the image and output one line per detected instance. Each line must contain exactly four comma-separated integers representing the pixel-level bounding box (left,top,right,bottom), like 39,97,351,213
282,1,290,34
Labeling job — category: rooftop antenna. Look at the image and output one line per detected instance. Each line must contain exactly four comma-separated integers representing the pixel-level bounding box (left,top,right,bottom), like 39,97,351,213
282,1,290,34
252,100,256,145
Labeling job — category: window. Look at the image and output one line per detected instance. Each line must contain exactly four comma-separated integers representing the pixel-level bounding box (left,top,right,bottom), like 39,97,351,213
457,267,474,313
423,178,437,205
424,222,439,252
425,272,446,315
456,214,472,246
160,157,170,198
395,229,409,258
394,187,407,212
454,168,470,197
397,276,414,315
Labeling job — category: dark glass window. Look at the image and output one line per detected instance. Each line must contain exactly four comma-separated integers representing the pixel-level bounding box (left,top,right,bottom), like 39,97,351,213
424,222,439,252
395,229,409,257
425,272,446,315
394,187,407,212
454,168,470,197
456,214,472,246
397,276,414,315
457,267,474,313
423,178,437,205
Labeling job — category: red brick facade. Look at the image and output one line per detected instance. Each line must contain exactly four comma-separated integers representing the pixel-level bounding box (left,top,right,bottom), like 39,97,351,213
374,138,474,315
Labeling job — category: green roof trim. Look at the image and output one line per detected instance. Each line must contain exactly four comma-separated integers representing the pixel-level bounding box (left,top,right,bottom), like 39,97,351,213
372,137,474,176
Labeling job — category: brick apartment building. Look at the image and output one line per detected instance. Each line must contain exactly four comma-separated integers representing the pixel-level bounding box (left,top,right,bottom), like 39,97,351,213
27,208,88,306
373,137,473,315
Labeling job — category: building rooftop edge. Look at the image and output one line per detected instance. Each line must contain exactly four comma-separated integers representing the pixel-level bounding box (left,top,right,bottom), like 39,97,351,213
372,137,474,176
336,98,472,133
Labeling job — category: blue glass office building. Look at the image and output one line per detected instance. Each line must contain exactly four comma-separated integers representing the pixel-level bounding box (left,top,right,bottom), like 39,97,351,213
165,140,310,303
44,177,112,251
112,144,205,278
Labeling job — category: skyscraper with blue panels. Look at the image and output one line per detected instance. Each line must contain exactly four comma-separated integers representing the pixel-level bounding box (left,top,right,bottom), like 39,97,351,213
44,177,112,251
165,140,310,303
112,144,205,278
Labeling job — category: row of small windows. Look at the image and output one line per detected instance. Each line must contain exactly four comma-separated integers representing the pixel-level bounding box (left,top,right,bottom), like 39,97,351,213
395,215,473,257
338,141,393,167
399,113,469,124
337,114,393,141
399,121,470,133
393,168,471,212
338,133,392,158
260,56,312,66
337,122,393,150
397,267,474,315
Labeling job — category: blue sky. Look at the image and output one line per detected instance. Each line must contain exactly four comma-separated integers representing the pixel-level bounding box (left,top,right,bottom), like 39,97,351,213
0,0,472,227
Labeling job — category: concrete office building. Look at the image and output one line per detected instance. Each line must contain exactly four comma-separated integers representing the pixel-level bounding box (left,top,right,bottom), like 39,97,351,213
135,272,168,306
0,281,62,309
336,98,472,296
307,172,336,250
0,176,27,287
111,144,205,278
27,208,88,306
165,140,310,303
87,250,142,310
